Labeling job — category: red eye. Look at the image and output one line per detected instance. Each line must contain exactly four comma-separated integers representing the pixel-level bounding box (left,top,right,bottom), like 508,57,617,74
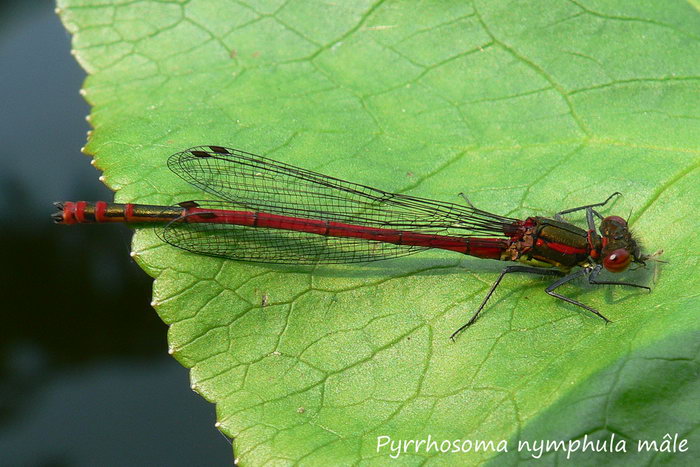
603,248,632,272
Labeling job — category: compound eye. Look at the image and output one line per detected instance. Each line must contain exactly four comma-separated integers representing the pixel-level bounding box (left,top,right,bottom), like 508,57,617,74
603,215,627,227
603,248,632,272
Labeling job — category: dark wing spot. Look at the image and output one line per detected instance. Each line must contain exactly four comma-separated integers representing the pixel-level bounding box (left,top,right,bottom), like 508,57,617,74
209,146,230,154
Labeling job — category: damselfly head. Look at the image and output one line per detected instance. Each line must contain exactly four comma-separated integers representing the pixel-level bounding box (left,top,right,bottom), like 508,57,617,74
599,215,643,273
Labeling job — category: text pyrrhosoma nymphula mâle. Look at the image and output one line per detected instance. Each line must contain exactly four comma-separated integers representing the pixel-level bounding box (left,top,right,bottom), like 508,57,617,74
54,146,656,339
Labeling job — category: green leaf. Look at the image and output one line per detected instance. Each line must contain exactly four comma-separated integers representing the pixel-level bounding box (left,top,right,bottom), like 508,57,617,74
58,0,700,464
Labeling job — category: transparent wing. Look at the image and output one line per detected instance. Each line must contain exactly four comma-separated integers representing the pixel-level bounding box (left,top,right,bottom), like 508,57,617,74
160,208,430,264
167,146,519,238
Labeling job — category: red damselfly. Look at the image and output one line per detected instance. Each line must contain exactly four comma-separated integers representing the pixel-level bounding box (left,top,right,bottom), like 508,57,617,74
54,146,653,338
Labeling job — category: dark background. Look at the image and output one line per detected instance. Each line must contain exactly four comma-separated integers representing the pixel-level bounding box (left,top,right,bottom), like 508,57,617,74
0,1,232,464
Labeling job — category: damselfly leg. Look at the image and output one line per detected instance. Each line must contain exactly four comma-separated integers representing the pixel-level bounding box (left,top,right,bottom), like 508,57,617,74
458,192,478,210
451,265,564,340
555,192,621,219
555,192,621,231
451,259,651,340
587,264,651,290
544,268,612,323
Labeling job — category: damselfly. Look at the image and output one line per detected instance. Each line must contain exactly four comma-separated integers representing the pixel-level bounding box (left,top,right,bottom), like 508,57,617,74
54,146,654,338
